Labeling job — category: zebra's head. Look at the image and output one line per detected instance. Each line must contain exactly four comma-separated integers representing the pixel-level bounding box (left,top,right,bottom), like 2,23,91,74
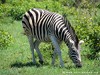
68,39,84,68
64,19,84,67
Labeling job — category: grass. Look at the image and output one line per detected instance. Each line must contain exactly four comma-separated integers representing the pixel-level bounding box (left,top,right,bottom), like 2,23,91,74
0,17,100,75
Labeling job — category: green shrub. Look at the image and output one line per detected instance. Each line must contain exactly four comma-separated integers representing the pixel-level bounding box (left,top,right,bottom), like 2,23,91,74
58,0,75,7
8,6,25,20
7,0,31,20
72,8,100,59
97,3,100,8
0,4,12,17
39,43,53,63
88,26,100,59
0,30,13,49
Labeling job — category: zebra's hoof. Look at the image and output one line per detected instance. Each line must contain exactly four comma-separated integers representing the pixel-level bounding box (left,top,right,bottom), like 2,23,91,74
39,60,43,65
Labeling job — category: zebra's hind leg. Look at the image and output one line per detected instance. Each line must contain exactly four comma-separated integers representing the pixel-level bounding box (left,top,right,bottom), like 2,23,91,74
49,35,64,67
27,35,36,65
34,40,43,65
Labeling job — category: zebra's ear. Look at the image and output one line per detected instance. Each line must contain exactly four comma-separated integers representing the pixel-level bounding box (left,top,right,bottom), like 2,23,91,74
79,40,84,45
78,40,84,51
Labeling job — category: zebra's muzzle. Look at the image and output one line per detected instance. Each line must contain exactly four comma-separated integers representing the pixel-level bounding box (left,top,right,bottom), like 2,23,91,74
75,61,82,68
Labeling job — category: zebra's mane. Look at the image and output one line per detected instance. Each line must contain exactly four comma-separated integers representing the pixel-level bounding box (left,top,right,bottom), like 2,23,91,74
65,19,79,49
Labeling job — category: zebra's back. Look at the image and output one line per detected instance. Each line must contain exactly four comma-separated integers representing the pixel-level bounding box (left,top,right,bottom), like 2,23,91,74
22,8,67,41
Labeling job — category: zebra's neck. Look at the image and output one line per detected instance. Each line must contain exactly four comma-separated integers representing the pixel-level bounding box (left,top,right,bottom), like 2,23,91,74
62,20,79,49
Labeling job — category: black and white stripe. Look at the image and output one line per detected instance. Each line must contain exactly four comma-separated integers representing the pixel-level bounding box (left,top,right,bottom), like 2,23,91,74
22,8,73,41
22,8,83,67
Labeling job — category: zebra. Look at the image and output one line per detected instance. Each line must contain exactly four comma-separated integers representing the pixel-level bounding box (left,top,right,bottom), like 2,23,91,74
22,8,84,67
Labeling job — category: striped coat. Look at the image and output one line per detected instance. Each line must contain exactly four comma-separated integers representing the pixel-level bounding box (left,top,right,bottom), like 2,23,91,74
22,8,84,67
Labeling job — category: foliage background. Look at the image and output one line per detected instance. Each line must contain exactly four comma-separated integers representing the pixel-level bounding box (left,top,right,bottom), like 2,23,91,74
0,0,100,75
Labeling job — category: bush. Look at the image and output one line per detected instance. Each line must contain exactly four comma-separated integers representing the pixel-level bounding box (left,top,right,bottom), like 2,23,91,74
88,26,100,59
0,0,63,20
8,6,25,20
7,0,31,20
72,8,100,59
39,43,53,63
0,30,13,49
0,4,12,17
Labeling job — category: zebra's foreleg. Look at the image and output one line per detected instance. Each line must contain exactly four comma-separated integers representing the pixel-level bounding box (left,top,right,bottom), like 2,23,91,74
49,35,64,67
51,42,62,65
27,35,36,65
34,40,43,64
51,49,57,65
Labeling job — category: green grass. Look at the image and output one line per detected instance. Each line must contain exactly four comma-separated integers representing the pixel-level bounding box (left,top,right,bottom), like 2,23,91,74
0,17,100,75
